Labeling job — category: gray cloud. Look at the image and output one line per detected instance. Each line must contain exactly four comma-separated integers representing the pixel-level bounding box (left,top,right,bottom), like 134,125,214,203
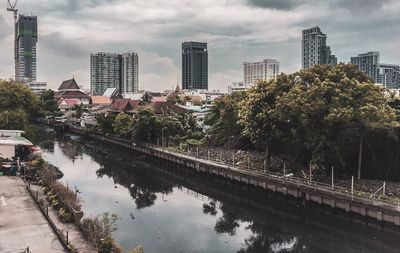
246,0,304,10
40,32,87,58
1,0,400,91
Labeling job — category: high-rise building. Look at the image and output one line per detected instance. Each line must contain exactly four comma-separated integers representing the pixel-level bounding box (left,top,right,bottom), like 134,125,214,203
90,52,139,95
182,42,208,90
301,26,337,69
351,52,400,88
378,64,400,89
350,52,380,82
121,52,139,94
243,59,279,86
16,14,38,82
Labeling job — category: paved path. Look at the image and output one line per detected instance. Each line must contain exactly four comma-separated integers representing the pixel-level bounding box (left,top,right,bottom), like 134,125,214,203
0,176,67,253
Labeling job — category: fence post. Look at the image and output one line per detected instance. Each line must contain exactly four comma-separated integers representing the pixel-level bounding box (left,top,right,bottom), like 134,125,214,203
46,206,48,216
232,153,235,169
383,182,386,196
264,160,266,172
66,230,69,245
208,149,210,161
331,166,334,190
351,176,354,195
283,163,286,176
36,190,39,201
247,156,250,170
309,162,312,185
220,150,222,163
196,145,199,158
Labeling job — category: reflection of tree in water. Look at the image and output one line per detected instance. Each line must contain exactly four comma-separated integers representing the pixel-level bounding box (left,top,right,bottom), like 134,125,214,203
203,201,307,252
92,150,174,210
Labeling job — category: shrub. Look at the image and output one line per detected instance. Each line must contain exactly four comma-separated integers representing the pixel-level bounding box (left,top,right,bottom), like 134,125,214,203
59,207,74,223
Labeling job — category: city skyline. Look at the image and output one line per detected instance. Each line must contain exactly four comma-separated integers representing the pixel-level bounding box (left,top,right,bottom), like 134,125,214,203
1,0,400,91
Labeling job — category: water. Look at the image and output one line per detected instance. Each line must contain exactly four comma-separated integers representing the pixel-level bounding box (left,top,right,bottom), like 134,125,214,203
36,129,400,253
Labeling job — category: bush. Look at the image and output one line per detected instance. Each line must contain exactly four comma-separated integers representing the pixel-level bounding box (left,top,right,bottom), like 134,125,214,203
59,207,74,223
98,238,123,253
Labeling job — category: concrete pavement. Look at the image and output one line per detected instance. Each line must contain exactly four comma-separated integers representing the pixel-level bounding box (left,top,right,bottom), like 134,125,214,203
0,176,67,253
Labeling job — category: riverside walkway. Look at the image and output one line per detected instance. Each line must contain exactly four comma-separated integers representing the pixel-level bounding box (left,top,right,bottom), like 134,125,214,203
0,176,67,253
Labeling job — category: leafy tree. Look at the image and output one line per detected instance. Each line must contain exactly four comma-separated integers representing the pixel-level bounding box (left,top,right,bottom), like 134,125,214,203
132,108,159,142
206,91,249,147
96,114,116,135
113,112,134,138
141,92,153,105
40,89,59,113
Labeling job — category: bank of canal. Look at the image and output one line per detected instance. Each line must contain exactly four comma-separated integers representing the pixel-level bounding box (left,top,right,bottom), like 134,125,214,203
36,129,400,253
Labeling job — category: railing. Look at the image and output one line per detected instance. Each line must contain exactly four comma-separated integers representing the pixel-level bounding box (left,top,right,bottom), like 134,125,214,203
69,125,400,210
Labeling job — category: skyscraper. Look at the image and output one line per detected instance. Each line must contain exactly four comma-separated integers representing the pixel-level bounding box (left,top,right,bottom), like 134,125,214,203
243,59,279,86
90,52,139,95
16,14,38,82
351,52,400,88
350,52,380,83
301,26,337,69
121,52,139,94
182,42,208,90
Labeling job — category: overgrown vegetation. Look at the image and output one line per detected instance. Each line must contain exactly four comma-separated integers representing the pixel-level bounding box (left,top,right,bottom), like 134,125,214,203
207,64,400,179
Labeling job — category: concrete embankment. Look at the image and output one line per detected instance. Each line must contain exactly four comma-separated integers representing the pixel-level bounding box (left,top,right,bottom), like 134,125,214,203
66,126,400,226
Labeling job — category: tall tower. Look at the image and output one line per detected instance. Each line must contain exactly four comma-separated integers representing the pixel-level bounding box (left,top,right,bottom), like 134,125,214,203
121,52,139,95
182,42,208,90
90,52,121,95
15,14,38,82
301,26,336,69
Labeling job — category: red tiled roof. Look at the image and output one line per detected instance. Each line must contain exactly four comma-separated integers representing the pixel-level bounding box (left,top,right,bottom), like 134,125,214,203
110,99,140,112
58,78,80,91
58,98,80,108
55,90,90,100
144,101,188,114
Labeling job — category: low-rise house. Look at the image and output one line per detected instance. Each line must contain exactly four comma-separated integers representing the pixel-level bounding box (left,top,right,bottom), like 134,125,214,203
0,130,32,160
58,98,81,111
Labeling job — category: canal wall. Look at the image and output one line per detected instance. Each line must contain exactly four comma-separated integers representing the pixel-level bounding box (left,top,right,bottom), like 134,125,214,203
66,126,400,226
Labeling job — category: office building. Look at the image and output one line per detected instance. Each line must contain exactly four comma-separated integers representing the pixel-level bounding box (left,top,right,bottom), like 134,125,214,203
351,52,400,88
378,64,400,89
182,42,208,90
301,26,337,69
27,81,47,94
350,52,380,83
121,52,139,94
243,59,279,86
16,14,38,82
90,52,139,95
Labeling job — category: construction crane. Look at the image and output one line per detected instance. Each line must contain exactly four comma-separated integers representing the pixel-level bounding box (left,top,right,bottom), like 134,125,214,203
6,0,18,81
6,0,18,20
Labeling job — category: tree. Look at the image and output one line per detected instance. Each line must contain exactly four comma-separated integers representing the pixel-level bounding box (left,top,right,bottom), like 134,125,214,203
113,112,134,138
206,91,249,147
132,108,159,142
40,89,59,113
96,114,116,135
141,92,153,105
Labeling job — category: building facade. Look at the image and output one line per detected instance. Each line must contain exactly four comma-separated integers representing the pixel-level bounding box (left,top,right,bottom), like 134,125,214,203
351,52,400,88
182,42,208,90
121,52,139,94
16,14,38,82
301,26,337,69
243,59,279,86
350,52,380,83
90,52,139,95
27,81,47,94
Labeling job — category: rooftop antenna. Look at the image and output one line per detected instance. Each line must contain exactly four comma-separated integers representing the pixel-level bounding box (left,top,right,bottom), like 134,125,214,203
7,0,18,81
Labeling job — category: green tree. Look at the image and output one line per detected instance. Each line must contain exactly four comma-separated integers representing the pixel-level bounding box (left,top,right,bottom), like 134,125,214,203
40,89,59,113
132,108,159,142
206,91,249,147
113,112,134,138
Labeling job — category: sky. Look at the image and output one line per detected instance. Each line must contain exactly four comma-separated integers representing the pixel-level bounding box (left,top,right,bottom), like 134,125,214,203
0,0,399,92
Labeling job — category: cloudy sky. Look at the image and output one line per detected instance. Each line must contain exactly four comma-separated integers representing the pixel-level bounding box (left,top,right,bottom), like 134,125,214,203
0,0,399,91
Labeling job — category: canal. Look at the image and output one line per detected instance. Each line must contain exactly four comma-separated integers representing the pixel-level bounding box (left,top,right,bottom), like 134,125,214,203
35,128,400,253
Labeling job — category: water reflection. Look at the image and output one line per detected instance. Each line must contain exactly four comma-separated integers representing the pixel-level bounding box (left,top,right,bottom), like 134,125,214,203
36,129,400,253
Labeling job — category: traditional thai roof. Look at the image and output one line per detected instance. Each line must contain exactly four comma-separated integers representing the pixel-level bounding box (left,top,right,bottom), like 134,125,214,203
109,99,141,113
58,98,81,109
144,101,188,114
55,90,90,100
58,78,80,91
